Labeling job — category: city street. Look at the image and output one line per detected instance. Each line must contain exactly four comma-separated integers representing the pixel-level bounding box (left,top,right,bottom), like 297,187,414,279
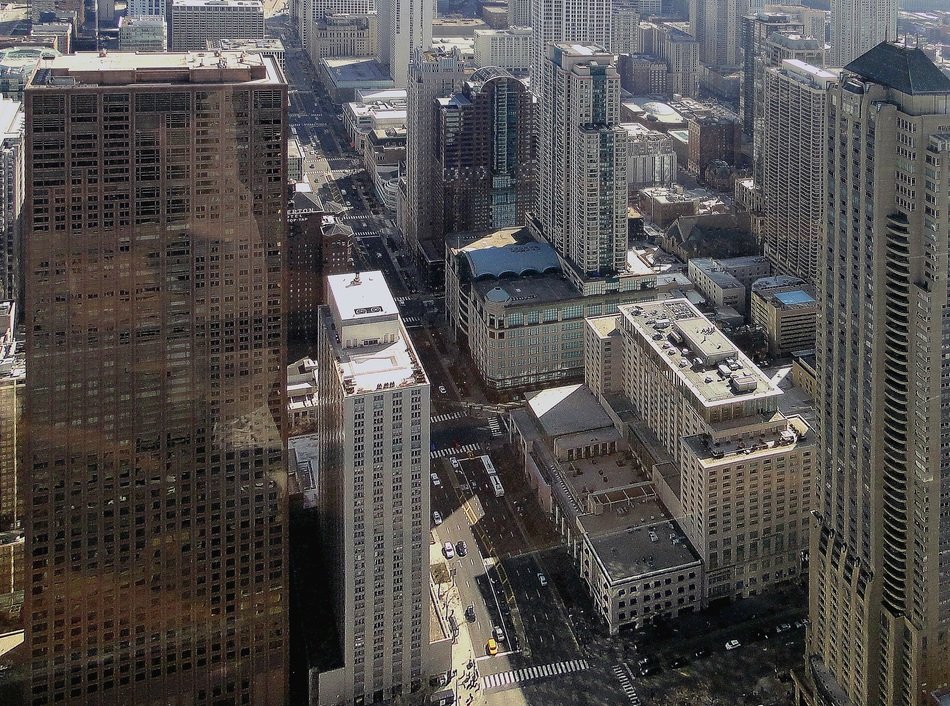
275,8,809,702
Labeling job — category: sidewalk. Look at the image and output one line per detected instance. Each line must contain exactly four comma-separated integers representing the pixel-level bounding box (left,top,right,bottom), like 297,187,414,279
430,544,486,706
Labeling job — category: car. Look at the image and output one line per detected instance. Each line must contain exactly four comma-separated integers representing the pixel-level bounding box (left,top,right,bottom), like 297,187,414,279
637,656,656,668
486,639,497,656
538,573,547,587
443,542,455,559
725,639,741,651
493,626,505,643
432,511,443,526
430,472,441,487
639,664,659,677
670,656,688,668
775,623,793,635
693,647,710,658
449,457,460,469
438,385,447,394
465,605,476,622
456,541,467,557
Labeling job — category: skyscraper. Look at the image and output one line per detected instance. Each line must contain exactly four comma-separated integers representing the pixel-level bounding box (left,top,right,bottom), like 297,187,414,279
760,59,835,283
378,0,433,87
403,47,466,274
689,0,748,69
740,11,804,135
0,97,23,303
830,0,896,67
24,52,288,705
435,67,538,236
529,0,611,92
315,270,432,705
169,0,265,51
539,43,628,280
805,42,950,706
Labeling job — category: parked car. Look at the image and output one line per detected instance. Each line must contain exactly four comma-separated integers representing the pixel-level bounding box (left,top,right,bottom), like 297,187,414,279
432,511,442,526
438,385,447,395
456,541,468,557
443,542,454,559
493,626,505,643
465,605,476,622
430,472,441,487
725,640,741,651
538,573,548,587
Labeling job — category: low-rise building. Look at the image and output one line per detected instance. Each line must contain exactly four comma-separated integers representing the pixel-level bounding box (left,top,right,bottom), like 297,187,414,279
750,276,817,356
364,126,405,211
343,89,406,152
0,47,57,99
287,356,319,432
510,384,703,634
473,27,531,73
288,136,304,182
118,15,167,51
30,22,71,54
446,226,667,390
311,13,377,62
687,257,746,312
319,56,394,103
208,38,286,73
623,123,677,190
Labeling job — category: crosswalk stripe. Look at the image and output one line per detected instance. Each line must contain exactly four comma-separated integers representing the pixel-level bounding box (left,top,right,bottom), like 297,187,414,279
480,659,590,691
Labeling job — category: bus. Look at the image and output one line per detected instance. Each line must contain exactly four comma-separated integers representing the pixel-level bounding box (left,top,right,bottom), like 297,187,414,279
489,474,505,498
481,455,496,476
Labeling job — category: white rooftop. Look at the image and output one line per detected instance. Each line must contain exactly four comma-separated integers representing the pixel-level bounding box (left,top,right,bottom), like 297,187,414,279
326,270,398,324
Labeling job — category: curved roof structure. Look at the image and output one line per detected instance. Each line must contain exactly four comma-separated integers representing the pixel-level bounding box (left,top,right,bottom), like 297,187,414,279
470,65,515,83
463,241,562,280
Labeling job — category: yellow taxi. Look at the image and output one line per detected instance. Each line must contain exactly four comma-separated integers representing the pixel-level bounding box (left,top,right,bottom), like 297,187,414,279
486,638,498,656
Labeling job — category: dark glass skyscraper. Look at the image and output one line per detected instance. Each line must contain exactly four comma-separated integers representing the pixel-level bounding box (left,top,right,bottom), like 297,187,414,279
24,52,288,705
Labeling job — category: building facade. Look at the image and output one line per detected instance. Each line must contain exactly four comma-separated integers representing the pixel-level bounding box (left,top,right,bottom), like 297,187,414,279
404,47,466,267
0,99,22,303
378,0,433,87
435,68,537,238
24,52,288,706
315,271,432,704
618,299,813,600
749,277,817,356
760,59,835,284
805,43,950,706
473,27,532,73
529,0,611,91
169,0,265,51
0,300,23,531
830,0,895,67
740,11,803,135
689,0,745,69
117,15,168,51
539,43,628,279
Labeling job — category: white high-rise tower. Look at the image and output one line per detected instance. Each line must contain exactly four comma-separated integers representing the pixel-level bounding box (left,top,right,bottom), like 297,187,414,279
830,0,896,67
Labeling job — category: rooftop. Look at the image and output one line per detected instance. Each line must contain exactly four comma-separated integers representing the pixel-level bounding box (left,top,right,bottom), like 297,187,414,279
583,504,700,583
208,38,284,51
682,413,811,466
586,314,621,340
173,0,263,7
525,383,616,438
473,273,579,309
29,51,280,87
458,230,562,280
845,41,950,95
326,270,398,323
620,298,783,407
690,258,743,289
322,57,392,86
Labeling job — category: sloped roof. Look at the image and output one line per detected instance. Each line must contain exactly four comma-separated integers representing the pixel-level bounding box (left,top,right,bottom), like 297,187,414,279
845,42,950,95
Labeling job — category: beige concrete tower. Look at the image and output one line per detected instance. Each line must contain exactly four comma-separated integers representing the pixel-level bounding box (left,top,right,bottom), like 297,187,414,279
24,52,288,706
806,42,950,706
316,271,432,705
